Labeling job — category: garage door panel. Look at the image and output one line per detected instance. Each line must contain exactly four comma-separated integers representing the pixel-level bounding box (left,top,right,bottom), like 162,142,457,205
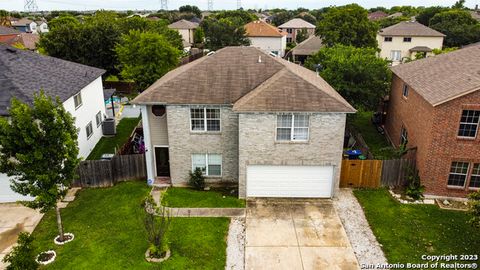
247,165,333,198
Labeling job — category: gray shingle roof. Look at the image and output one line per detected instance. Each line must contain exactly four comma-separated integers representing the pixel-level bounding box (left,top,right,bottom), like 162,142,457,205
391,44,480,106
379,21,445,37
0,44,105,116
291,35,323,56
168,19,198,30
133,46,355,113
0,26,21,35
278,18,315,29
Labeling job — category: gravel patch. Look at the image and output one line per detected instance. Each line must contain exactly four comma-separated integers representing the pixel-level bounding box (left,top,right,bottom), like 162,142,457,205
333,189,388,267
225,217,245,270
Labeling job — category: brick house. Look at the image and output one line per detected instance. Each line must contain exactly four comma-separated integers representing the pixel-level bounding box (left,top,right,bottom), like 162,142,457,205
133,46,355,198
384,44,480,197
278,18,315,44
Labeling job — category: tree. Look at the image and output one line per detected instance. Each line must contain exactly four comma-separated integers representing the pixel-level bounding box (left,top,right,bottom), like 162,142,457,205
429,10,480,47
468,190,480,228
316,4,378,48
376,16,410,28
201,17,250,51
416,6,448,26
0,10,11,26
452,0,466,9
296,12,317,25
178,5,201,18
305,45,391,110
193,27,205,44
2,232,38,270
0,93,80,242
213,10,257,25
271,11,293,26
296,28,309,43
115,30,180,90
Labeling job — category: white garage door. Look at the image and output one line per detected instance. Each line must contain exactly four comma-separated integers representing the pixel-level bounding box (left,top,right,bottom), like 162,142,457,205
0,173,33,203
247,165,334,198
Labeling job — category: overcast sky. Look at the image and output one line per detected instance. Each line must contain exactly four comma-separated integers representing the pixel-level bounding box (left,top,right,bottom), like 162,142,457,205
0,0,478,12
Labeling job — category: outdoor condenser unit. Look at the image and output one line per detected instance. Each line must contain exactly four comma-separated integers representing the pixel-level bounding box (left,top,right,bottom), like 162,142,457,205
102,118,116,135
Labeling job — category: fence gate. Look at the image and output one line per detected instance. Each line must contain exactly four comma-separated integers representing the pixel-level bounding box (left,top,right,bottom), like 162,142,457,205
340,160,383,188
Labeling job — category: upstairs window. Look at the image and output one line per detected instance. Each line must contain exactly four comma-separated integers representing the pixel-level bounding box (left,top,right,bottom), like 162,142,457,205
276,114,309,141
458,110,480,138
384,36,393,42
402,83,409,98
86,121,93,139
447,162,469,187
287,28,293,34
74,93,82,109
403,37,412,42
190,108,220,132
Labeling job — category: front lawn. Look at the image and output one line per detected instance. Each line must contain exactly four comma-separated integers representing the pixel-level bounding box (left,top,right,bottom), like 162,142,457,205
354,189,480,264
86,117,140,160
162,187,246,208
349,111,396,159
32,181,230,269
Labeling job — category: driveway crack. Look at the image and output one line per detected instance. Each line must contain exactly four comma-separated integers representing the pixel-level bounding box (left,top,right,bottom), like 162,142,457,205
291,201,305,270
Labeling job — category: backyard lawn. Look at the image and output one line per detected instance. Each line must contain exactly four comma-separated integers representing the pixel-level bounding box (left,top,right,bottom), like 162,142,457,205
86,117,140,160
354,189,480,264
32,181,230,269
161,187,246,208
349,111,396,159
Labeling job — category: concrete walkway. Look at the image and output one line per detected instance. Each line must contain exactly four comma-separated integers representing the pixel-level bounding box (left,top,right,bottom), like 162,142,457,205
245,199,360,270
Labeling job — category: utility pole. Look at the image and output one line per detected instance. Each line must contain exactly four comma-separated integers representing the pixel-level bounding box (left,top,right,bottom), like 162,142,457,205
24,0,38,12
208,0,213,11
237,0,241,9
160,0,168,10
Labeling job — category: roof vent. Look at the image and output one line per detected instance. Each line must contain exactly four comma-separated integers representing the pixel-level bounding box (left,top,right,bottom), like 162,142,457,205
258,55,262,63
206,51,216,56
268,52,277,57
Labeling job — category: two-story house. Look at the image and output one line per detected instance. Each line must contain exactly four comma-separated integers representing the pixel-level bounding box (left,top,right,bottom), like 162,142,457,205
0,45,107,202
244,20,287,57
168,19,198,49
278,18,315,44
133,46,355,199
377,21,445,65
11,18,38,33
384,44,480,198
35,20,49,33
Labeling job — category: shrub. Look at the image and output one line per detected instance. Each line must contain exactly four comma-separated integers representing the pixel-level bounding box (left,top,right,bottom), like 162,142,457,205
143,195,171,258
404,167,425,201
468,190,480,228
188,167,205,190
2,232,38,270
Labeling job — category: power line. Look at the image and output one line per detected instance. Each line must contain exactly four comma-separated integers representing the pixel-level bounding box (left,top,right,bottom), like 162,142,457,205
237,0,241,9
207,0,213,11
160,0,167,10
24,0,38,12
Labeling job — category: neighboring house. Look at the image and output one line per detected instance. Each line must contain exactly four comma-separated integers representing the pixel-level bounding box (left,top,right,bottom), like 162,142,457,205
0,26,21,43
0,45,107,202
471,5,480,21
11,18,38,33
244,20,287,57
290,35,323,64
168,19,198,47
278,18,315,44
377,21,445,65
132,46,355,199
384,44,480,198
368,11,388,21
2,33,40,50
387,12,403,19
35,20,49,33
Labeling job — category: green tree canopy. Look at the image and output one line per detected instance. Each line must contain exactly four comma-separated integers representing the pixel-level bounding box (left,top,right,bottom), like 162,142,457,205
213,10,257,25
115,30,181,90
416,6,448,26
0,92,80,241
47,15,80,31
296,28,309,43
271,11,294,26
316,4,378,48
429,10,480,47
305,45,391,110
201,17,250,51
179,5,202,18
376,15,411,28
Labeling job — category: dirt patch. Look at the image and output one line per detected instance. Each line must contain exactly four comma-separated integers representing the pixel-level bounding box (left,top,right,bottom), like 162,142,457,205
0,222,25,253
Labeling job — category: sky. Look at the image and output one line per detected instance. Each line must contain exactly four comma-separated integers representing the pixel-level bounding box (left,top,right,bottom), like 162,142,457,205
0,0,478,11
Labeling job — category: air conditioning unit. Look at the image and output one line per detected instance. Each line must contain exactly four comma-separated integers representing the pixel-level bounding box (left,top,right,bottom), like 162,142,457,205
102,118,116,136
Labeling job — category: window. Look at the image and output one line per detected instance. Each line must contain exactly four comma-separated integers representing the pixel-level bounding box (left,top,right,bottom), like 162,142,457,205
276,114,309,141
403,37,412,42
85,121,93,139
400,126,408,145
470,164,480,188
95,111,102,127
384,36,393,42
286,28,293,34
190,108,220,132
458,110,480,138
447,162,469,187
73,93,82,109
402,83,409,98
286,37,292,43
192,154,222,176
390,50,402,61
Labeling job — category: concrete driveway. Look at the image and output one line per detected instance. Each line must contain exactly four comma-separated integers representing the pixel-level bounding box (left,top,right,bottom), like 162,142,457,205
0,203,43,268
245,199,360,270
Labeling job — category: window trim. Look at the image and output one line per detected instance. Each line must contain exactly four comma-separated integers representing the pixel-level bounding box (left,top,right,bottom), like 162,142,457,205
402,83,409,98
469,163,480,189
191,153,222,177
95,111,102,127
390,50,402,61
86,121,93,140
403,37,412,42
73,92,83,110
276,114,310,142
190,107,221,133
457,110,480,139
384,36,393,42
447,161,469,188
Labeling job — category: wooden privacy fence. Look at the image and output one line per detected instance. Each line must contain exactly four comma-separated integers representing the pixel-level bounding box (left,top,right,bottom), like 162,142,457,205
74,154,146,187
340,159,415,188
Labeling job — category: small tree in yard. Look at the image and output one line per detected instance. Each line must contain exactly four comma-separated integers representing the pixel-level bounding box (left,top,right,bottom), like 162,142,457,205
2,232,38,270
143,195,172,259
468,190,480,228
0,92,79,242
188,167,205,190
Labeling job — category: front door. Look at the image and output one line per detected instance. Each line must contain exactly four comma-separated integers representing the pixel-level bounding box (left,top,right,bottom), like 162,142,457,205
155,147,170,177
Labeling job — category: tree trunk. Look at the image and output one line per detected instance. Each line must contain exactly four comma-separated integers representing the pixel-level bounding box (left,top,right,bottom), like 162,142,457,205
55,205,64,242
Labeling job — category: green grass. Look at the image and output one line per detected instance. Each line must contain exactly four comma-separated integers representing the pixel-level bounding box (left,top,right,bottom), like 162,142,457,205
162,187,246,208
86,117,140,160
349,111,396,159
32,182,230,269
354,189,480,264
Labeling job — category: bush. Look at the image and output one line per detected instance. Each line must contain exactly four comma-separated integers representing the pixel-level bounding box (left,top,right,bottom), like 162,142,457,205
143,195,171,258
404,167,425,201
188,167,205,190
2,232,38,270
468,190,480,228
